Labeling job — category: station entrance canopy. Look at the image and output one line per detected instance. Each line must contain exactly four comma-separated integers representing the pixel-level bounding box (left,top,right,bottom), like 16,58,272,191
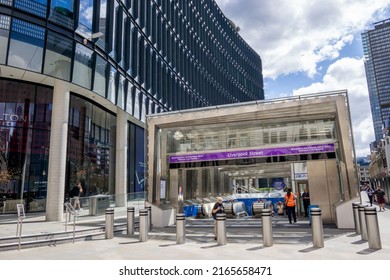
146,91,358,227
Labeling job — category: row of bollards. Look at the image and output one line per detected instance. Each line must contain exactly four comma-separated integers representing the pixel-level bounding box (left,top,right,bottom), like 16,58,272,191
105,206,152,242
106,204,381,250
352,202,382,249
105,207,324,247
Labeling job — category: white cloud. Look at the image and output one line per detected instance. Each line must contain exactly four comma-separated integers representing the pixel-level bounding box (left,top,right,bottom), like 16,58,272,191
214,0,389,157
215,0,390,79
292,57,374,157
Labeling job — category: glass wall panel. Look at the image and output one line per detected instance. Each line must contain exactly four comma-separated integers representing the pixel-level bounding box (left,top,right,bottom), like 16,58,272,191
67,94,116,196
125,84,133,115
108,0,118,60
49,0,75,30
76,0,93,38
0,0,12,6
117,74,125,110
72,43,93,89
107,65,117,104
8,19,45,72
140,94,146,122
0,79,53,213
93,54,107,97
133,88,140,119
96,0,107,51
14,0,47,18
0,15,10,64
134,125,145,193
44,30,72,81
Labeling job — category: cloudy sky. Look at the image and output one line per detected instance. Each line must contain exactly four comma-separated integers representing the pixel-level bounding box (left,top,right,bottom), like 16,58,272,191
214,0,390,158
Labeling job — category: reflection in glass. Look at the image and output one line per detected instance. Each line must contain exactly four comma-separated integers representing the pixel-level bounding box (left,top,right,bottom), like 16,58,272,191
134,89,140,119
140,94,147,123
117,74,125,110
14,0,48,18
93,54,107,97
0,15,10,64
107,65,116,104
76,0,93,38
8,19,45,72
67,95,116,195
49,0,74,30
0,79,53,212
44,30,72,81
126,84,133,115
96,0,107,51
0,0,12,6
72,43,93,89
135,125,145,193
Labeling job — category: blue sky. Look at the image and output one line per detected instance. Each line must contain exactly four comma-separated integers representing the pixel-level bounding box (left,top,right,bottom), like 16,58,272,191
215,0,390,157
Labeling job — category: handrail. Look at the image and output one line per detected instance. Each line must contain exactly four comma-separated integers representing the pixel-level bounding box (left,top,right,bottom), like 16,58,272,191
64,202,80,243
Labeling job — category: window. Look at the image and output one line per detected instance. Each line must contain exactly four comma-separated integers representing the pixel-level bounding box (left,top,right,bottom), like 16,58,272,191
14,0,47,18
8,19,45,72
76,0,93,38
44,30,72,81
97,0,107,51
93,54,107,97
107,65,117,104
0,15,10,64
72,43,93,89
49,0,75,30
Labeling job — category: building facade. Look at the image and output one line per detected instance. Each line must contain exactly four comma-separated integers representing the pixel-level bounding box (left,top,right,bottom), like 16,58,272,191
147,91,359,228
362,18,390,143
0,0,264,220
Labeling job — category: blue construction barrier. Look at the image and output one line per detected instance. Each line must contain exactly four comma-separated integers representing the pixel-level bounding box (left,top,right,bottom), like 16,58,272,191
183,197,285,217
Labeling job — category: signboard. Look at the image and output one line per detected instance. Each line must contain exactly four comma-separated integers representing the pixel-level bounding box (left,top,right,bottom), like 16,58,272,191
169,143,335,163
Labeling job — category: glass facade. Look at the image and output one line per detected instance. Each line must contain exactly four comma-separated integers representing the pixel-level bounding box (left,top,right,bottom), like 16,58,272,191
1,0,264,116
362,19,390,143
0,0,264,214
0,80,52,212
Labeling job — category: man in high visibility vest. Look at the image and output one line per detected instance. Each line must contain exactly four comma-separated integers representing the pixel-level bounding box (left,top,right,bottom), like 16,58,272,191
284,188,297,223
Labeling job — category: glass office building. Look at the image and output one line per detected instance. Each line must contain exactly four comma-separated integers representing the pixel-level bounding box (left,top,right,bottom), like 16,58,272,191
362,18,390,143
0,0,264,220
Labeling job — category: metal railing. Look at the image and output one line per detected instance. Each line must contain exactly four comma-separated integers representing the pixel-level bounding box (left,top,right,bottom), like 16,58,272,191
64,202,80,243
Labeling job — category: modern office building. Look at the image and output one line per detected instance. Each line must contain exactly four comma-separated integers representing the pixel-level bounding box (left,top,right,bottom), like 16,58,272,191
0,0,264,221
362,18,390,143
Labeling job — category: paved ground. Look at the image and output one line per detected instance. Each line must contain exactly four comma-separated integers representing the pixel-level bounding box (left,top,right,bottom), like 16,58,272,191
0,204,389,260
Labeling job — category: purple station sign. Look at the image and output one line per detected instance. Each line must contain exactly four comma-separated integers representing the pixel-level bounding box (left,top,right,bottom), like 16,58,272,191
169,143,335,163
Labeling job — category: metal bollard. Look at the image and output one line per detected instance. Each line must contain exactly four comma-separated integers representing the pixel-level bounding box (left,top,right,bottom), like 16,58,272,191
310,208,324,248
364,206,382,250
146,205,152,231
352,202,361,234
139,209,149,242
358,204,368,241
176,213,186,244
127,206,135,235
216,213,227,245
261,208,273,247
105,208,114,239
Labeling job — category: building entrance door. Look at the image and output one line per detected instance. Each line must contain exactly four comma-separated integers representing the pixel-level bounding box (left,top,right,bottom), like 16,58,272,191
297,181,309,217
